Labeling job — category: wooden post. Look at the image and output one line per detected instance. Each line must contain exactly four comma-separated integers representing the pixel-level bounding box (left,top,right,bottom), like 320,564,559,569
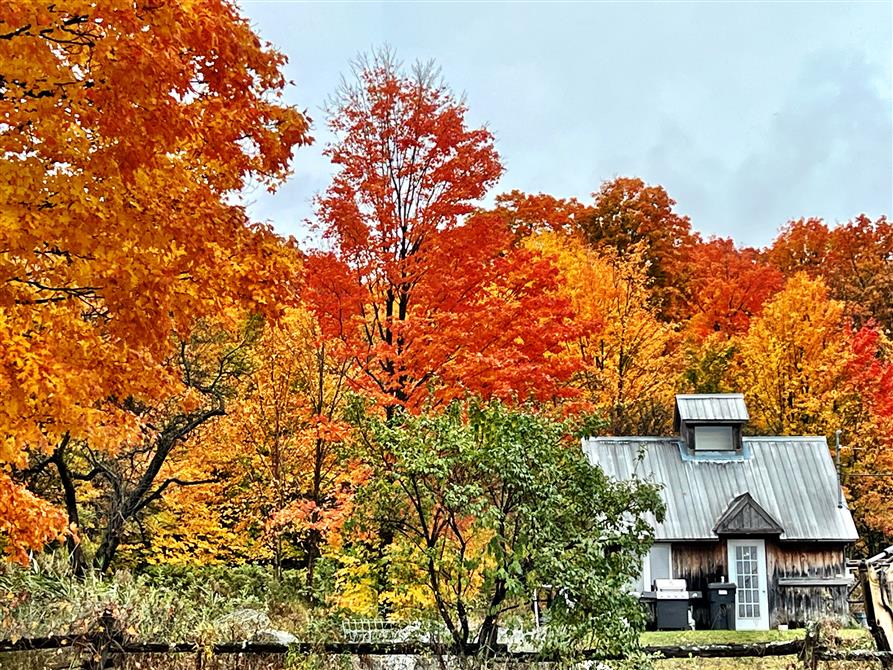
83,608,122,670
800,622,819,670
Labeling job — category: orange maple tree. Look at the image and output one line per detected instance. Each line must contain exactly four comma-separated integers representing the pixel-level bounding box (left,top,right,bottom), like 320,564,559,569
0,1,309,561
839,326,893,542
685,238,783,339
577,177,698,320
309,51,575,415
491,190,587,239
768,215,893,332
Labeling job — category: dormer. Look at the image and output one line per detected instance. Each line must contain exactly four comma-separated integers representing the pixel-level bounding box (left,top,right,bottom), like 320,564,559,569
673,393,749,453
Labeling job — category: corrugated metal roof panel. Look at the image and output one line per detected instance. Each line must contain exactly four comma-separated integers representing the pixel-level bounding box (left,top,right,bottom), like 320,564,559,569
675,394,749,423
582,436,859,542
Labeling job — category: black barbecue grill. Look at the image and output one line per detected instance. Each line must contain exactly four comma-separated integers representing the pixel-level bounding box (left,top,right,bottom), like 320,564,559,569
641,579,700,630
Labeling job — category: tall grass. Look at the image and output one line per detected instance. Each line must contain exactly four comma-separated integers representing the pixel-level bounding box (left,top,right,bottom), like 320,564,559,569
0,553,315,644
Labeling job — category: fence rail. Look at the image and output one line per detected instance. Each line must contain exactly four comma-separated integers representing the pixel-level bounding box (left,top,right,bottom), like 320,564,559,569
6,631,893,668
0,634,875,662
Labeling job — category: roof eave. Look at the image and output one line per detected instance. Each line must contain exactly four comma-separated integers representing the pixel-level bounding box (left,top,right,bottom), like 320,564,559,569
654,535,858,543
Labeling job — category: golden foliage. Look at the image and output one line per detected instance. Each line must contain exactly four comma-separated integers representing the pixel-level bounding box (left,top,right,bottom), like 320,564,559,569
733,273,850,436
139,309,363,575
0,0,309,559
531,233,682,434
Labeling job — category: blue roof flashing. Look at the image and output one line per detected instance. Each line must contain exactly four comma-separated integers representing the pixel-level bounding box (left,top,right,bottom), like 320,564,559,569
678,440,752,463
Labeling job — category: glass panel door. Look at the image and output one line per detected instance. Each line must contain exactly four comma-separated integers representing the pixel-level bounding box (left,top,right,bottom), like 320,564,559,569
734,544,760,619
727,539,769,630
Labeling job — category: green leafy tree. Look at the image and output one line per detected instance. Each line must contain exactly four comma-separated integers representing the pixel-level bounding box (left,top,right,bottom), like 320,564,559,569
345,400,663,657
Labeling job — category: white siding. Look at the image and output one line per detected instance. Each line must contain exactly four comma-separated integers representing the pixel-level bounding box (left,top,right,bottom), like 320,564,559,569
633,543,673,592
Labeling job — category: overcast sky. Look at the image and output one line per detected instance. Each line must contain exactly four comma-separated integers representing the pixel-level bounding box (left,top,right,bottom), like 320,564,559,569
237,1,892,249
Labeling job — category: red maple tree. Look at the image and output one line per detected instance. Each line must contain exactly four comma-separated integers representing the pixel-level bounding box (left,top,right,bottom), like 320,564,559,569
685,238,783,338
308,52,576,415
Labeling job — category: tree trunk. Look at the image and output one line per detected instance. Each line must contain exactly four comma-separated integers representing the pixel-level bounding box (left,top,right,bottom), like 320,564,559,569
476,579,507,655
50,436,87,577
92,406,224,572
94,520,123,574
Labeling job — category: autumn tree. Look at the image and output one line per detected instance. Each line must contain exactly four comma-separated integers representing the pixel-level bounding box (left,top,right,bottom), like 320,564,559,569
677,239,782,394
169,308,360,588
98,308,362,584
310,50,575,418
346,400,663,656
685,238,783,339
837,327,893,550
22,318,262,573
765,217,831,275
823,216,893,333
532,233,682,434
577,177,697,320
681,334,737,395
733,273,851,436
491,190,587,239
733,274,893,548
768,216,893,333
0,1,309,560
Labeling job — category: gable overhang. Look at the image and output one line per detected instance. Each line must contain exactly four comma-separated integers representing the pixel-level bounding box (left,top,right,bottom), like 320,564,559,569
714,492,784,536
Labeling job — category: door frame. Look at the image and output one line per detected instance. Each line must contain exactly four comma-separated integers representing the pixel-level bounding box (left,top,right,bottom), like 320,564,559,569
727,538,769,630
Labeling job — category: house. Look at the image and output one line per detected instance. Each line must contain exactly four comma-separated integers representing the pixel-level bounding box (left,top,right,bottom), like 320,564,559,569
583,393,859,630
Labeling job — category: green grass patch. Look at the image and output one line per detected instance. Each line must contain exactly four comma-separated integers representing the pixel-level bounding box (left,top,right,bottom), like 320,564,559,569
641,627,871,647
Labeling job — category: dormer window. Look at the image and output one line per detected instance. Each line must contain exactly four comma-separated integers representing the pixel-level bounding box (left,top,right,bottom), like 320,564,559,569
674,393,749,453
693,425,735,451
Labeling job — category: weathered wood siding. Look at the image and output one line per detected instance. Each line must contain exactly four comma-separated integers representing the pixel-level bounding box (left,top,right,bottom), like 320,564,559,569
670,541,849,629
766,542,848,627
672,543,726,629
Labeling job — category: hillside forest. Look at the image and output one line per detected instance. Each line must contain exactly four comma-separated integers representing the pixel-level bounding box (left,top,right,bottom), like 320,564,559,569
2,1,892,651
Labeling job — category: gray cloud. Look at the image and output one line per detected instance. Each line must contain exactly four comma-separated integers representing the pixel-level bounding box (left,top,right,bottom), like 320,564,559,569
237,1,892,248
728,49,892,244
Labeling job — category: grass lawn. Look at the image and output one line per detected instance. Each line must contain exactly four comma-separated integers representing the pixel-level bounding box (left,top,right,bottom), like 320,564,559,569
641,627,872,647
642,629,804,646
641,628,878,670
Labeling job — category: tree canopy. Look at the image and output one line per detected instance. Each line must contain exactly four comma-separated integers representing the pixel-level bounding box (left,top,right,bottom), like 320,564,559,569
0,0,309,561
309,51,576,416
3,9,892,646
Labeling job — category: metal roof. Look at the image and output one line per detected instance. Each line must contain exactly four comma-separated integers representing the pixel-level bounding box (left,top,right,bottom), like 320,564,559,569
674,394,749,424
582,437,859,542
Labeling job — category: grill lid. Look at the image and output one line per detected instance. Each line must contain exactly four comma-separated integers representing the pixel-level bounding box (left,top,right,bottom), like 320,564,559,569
654,578,687,591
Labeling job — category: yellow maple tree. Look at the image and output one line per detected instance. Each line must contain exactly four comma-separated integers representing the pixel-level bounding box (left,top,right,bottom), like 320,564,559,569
138,309,362,587
732,273,893,547
531,233,681,434
733,273,851,436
